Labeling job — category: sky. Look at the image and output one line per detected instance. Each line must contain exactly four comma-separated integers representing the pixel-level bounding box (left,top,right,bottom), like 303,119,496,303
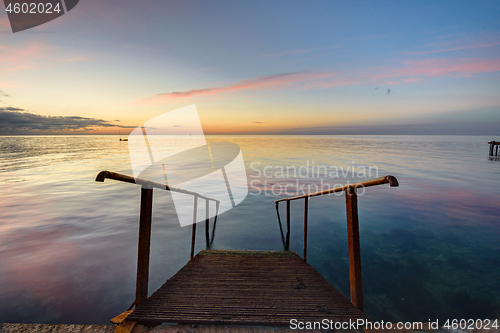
0,0,499,135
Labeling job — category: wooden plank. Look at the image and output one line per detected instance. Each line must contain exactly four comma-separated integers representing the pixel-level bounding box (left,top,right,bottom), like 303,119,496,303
127,250,369,326
345,186,363,312
136,187,153,307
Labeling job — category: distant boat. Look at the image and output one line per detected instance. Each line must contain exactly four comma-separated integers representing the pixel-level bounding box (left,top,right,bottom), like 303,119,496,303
119,132,128,141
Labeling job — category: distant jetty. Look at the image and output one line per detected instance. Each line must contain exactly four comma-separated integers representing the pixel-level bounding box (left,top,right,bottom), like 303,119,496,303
488,141,499,156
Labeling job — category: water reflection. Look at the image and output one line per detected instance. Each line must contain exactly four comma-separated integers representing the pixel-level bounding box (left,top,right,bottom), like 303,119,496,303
0,135,500,324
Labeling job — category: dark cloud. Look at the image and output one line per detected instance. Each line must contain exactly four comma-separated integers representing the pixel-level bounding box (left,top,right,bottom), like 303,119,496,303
0,107,24,111
0,91,10,97
0,108,135,134
281,123,499,135
256,109,500,135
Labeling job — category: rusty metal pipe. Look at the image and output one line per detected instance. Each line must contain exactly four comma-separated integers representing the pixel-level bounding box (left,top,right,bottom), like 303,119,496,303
95,170,220,203
275,175,398,204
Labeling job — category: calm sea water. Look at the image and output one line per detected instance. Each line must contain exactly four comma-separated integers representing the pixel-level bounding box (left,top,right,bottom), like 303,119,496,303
0,135,499,324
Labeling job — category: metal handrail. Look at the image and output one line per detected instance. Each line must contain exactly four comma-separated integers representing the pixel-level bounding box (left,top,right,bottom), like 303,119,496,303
274,175,399,312
95,170,220,309
96,170,221,202
275,175,398,203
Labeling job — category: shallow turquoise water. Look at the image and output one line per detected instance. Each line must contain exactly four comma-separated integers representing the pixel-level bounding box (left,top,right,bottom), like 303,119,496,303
0,135,499,324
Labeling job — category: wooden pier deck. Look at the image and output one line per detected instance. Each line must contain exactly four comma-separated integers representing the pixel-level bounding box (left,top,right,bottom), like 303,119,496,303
127,250,368,326
95,173,401,332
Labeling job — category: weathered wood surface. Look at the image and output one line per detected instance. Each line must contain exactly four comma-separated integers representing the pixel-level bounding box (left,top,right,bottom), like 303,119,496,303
127,250,369,326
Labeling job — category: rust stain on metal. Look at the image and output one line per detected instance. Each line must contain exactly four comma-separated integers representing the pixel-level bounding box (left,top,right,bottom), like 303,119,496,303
127,250,369,326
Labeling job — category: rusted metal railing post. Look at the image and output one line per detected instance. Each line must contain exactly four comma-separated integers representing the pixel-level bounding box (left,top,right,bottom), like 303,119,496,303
285,200,291,251
209,201,220,247
95,171,221,310
273,175,398,313
205,199,210,247
190,195,198,260
303,197,308,261
345,186,363,311
136,186,153,307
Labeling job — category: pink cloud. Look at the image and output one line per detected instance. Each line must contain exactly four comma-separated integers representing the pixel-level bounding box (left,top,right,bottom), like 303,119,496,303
134,57,500,105
0,17,11,31
395,58,500,78
0,42,91,73
136,71,339,105
404,42,500,55
0,43,52,71
337,58,500,86
402,77,425,83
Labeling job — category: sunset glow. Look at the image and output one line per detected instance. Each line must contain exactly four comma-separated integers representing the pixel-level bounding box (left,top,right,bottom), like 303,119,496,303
0,1,499,135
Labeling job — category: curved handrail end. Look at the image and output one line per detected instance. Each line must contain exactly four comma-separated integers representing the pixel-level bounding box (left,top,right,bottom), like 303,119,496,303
386,175,399,187
95,170,110,182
